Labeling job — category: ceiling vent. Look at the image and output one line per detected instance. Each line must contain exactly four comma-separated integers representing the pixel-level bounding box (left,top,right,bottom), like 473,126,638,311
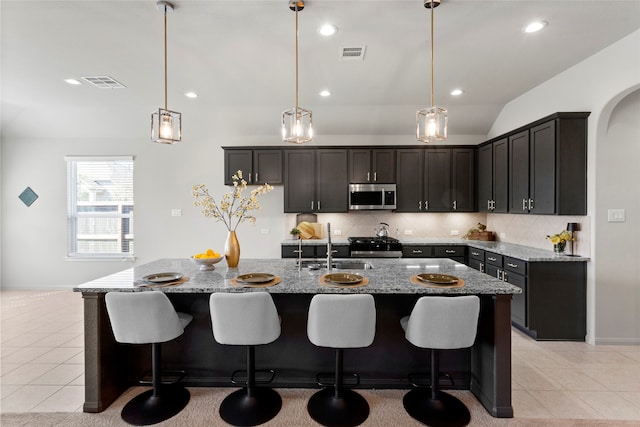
340,46,366,61
81,76,126,89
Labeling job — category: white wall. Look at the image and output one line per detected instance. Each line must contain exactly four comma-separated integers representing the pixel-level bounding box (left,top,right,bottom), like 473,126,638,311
489,30,640,344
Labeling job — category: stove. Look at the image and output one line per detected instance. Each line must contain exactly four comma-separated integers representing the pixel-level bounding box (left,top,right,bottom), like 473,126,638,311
348,236,403,258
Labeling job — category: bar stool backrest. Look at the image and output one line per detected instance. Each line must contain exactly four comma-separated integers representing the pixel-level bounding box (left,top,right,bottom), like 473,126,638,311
404,296,480,350
209,292,281,345
308,294,376,348
105,291,189,345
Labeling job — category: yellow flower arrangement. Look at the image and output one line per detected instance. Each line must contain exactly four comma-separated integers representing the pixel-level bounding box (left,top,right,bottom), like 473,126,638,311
192,170,273,231
546,230,573,245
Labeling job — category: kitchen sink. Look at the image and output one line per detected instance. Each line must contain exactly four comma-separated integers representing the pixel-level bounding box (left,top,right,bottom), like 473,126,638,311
296,260,373,270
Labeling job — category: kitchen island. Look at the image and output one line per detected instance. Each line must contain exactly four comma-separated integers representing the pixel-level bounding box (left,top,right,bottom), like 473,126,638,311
74,258,520,417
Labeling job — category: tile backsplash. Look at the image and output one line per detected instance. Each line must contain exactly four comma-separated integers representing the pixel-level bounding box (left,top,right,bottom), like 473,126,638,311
286,211,590,257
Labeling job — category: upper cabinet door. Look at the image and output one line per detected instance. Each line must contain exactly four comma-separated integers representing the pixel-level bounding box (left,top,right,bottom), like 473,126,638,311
508,130,530,213
253,150,283,185
348,149,371,183
283,150,316,213
477,143,493,212
452,148,475,212
492,138,509,213
396,149,424,212
529,121,556,214
316,149,348,212
224,149,253,185
424,149,451,212
371,149,396,183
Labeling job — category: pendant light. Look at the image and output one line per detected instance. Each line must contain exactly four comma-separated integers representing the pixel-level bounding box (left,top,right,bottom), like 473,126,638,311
282,0,313,144
151,1,181,144
417,0,447,143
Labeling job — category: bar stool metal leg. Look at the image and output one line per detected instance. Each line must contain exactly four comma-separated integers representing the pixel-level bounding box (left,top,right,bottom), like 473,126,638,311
219,346,282,427
307,348,369,427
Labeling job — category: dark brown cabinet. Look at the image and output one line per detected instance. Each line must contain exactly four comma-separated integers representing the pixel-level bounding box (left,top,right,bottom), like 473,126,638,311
478,138,508,212
349,149,395,183
396,148,475,212
401,244,465,263
508,113,588,215
281,244,349,258
284,149,348,213
224,149,283,185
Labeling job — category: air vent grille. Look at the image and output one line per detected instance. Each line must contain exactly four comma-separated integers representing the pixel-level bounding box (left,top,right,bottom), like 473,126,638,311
340,46,366,61
81,76,126,89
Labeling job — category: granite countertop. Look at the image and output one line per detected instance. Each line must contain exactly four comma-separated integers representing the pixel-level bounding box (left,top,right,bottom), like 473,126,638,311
281,238,588,262
73,258,521,295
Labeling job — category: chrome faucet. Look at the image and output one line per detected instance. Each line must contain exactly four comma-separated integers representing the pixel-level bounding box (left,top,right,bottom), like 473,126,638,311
326,222,332,271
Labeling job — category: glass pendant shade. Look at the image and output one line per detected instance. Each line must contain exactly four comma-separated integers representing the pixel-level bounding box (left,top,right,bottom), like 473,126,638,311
417,106,448,142
282,107,313,144
151,108,182,144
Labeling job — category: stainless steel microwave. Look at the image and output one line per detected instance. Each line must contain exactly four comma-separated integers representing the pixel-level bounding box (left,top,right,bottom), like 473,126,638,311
348,183,397,210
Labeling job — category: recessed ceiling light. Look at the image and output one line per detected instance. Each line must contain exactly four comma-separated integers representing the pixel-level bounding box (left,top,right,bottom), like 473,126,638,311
319,24,338,36
450,89,463,96
184,92,198,98
64,78,81,85
319,90,331,97
524,21,548,33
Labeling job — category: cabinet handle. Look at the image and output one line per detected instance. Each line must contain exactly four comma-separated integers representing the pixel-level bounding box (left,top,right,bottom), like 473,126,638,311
480,263,485,273
293,250,302,254
491,200,496,210
317,200,321,211
528,198,534,210
255,172,258,182
453,200,457,211
373,172,377,182
445,249,456,254
503,271,508,282
487,200,492,210
311,201,314,210
497,270,503,280
507,262,518,268
412,249,423,254
522,198,527,211
367,172,370,182
425,201,429,211
488,256,497,262
331,249,338,254
419,201,422,211
471,251,479,256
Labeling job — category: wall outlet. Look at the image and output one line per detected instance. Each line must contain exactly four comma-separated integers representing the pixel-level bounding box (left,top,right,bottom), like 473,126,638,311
260,228,269,234
450,230,459,236
607,209,625,222
171,209,182,217
500,232,506,239
404,229,413,236
334,229,342,236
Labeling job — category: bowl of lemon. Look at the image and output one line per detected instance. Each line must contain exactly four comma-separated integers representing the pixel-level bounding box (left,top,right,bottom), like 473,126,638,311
191,249,224,270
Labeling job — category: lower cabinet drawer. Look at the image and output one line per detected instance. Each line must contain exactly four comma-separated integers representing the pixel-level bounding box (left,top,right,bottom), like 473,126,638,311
434,246,466,258
281,245,315,258
485,252,503,268
468,258,484,272
468,248,485,261
317,245,350,258
504,256,527,275
402,246,433,258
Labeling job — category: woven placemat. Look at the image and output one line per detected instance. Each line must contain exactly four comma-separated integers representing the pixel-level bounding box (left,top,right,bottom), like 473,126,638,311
229,276,282,288
135,276,190,288
319,274,369,288
409,275,464,289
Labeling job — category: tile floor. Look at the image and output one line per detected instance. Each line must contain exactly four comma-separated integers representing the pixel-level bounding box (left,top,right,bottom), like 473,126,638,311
1,290,639,421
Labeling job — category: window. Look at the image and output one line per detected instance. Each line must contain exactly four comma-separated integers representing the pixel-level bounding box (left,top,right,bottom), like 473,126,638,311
66,156,134,259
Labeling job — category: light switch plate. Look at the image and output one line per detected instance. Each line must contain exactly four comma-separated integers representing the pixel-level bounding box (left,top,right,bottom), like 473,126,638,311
171,209,182,217
607,209,625,222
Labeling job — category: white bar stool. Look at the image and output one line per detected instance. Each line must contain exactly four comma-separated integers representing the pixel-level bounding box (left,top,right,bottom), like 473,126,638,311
105,291,193,426
400,295,480,427
209,292,282,426
306,294,376,427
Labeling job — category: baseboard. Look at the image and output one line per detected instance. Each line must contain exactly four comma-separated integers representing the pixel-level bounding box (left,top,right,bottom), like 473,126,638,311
594,337,640,346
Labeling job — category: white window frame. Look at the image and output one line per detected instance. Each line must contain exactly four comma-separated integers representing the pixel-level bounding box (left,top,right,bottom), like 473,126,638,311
65,156,135,261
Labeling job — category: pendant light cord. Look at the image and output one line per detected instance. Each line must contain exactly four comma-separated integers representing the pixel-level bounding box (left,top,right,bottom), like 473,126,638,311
430,1,435,108
295,7,299,110
164,5,168,110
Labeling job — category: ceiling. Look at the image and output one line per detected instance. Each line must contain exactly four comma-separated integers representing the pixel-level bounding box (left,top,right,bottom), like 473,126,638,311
2,0,639,141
